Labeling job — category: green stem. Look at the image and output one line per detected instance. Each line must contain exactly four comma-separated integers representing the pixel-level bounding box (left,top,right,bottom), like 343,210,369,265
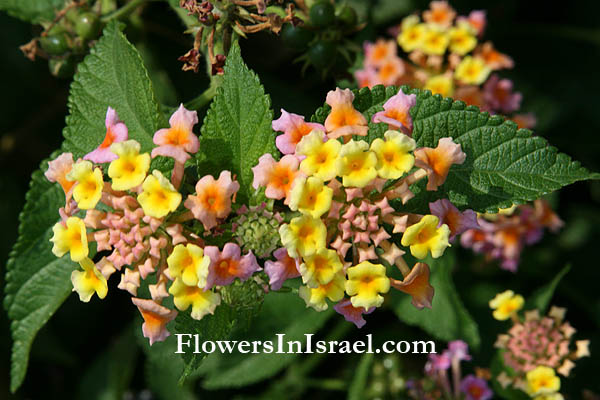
184,77,221,110
101,0,152,22
304,378,347,391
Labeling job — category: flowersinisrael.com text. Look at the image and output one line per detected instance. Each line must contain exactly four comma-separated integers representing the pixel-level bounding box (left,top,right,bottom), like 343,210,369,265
175,334,436,355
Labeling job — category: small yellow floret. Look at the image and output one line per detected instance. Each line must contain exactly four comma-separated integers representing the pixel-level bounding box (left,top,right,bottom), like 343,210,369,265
67,160,103,209
289,176,333,218
108,140,151,190
401,215,450,259
526,366,561,396
299,272,345,312
455,56,491,85
71,257,108,302
296,130,341,181
279,215,327,258
345,261,390,310
299,247,343,288
424,74,455,97
448,24,477,55
169,278,221,320
50,217,88,262
398,23,426,52
489,290,524,321
138,170,182,218
421,25,449,55
370,130,416,180
337,140,377,188
167,243,210,287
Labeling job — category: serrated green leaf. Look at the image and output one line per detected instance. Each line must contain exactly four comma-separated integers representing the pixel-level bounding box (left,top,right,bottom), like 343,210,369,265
312,85,598,213
347,353,374,400
0,0,65,24
391,252,480,349
197,42,278,204
4,21,161,393
526,264,571,313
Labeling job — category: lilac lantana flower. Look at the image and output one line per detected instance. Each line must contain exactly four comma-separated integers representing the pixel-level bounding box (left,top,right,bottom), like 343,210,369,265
84,107,128,163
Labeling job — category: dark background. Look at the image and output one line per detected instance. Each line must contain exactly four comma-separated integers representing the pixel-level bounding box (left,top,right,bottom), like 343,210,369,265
1,0,599,398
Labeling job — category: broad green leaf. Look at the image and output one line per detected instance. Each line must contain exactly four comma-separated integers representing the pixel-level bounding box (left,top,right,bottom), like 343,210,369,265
526,264,571,313
347,353,374,400
4,21,161,393
200,292,333,390
391,252,481,349
312,85,598,213
0,0,65,24
197,42,278,204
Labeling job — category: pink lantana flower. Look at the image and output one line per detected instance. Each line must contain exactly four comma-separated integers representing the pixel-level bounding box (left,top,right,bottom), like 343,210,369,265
272,109,325,155
363,39,397,68
132,297,177,345
184,170,239,230
264,247,300,290
84,107,129,163
483,74,522,114
460,375,492,400
414,137,466,191
324,88,368,140
151,104,199,163
354,68,379,89
251,153,302,201
429,199,479,241
203,242,261,289
45,152,75,196
333,298,375,328
458,10,487,37
372,91,417,134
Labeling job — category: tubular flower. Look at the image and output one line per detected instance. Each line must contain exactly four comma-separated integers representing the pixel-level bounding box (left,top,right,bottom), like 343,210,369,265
421,25,449,55
476,41,513,70
272,109,325,155
377,57,406,86
460,375,493,400
264,247,300,291
455,56,491,85
337,140,378,188
364,39,397,67
132,297,177,345
401,215,450,259
423,1,456,28
184,170,239,230
334,298,375,328
84,107,129,163
51,217,88,261
370,130,416,179
203,243,260,289
398,23,426,52
151,104,199,163
71,257,108,302
299,272,345,312
296,130,341,181
526,366,560,396
424,74,454,97
299,247,343,288
138,170,182,218
429,199,479,240
324,88,368,140
67,160,103,209
414,137,466,191
279,215,327,258
167,243,210,287
252,154,301,201
390,262,434,309
108,140,151,190
289,176,333,218
169,278,221,320
45,153,75,195
372,91,417,133
489,290,524,320
448,23,477,55
345,261,390,310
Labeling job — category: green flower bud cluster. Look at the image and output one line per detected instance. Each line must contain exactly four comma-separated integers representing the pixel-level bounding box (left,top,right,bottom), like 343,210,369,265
233,203,283,258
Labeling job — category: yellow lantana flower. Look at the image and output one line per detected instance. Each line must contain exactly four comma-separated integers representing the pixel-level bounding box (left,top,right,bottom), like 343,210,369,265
71,257,108,302
421,25,449,55
448,24,477,55
299,272,345,312
67,160,103,209
398,23,426,52
289,176,333,218
401,215,450,259
455,56,491,85
169,278,221,320
299,247,343,288
167,243,210,287
279,215,327,258
296,130,341,181
346,262,390,310
370,130,416,180
424,74,454,97
337,140,378,188
50,216,88,262
138,170,182,218
108,140,151,190
526,366,560,396
489,290,524,321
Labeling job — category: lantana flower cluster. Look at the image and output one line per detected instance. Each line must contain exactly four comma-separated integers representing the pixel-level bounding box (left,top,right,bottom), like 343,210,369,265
490,291,590,398
407,340,493,400
255,87,475,327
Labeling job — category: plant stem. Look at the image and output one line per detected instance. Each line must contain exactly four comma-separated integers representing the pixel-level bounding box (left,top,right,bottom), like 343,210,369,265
101,0,151,22
184,78,221,110
304,378,347,391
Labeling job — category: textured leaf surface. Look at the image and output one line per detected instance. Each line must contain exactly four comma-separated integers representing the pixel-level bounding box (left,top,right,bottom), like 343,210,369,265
197,42,277,204
391,253,481,349
312,85,598,213
4,21,160,393
0,0,65,23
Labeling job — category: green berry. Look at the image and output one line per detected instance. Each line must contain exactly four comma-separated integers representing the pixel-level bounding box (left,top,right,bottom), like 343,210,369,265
281,24,314,50
39,34,69,55
49,57,75,78
310,1,335,27
74,12,101,40
337,5,357,27
308,40,337,70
